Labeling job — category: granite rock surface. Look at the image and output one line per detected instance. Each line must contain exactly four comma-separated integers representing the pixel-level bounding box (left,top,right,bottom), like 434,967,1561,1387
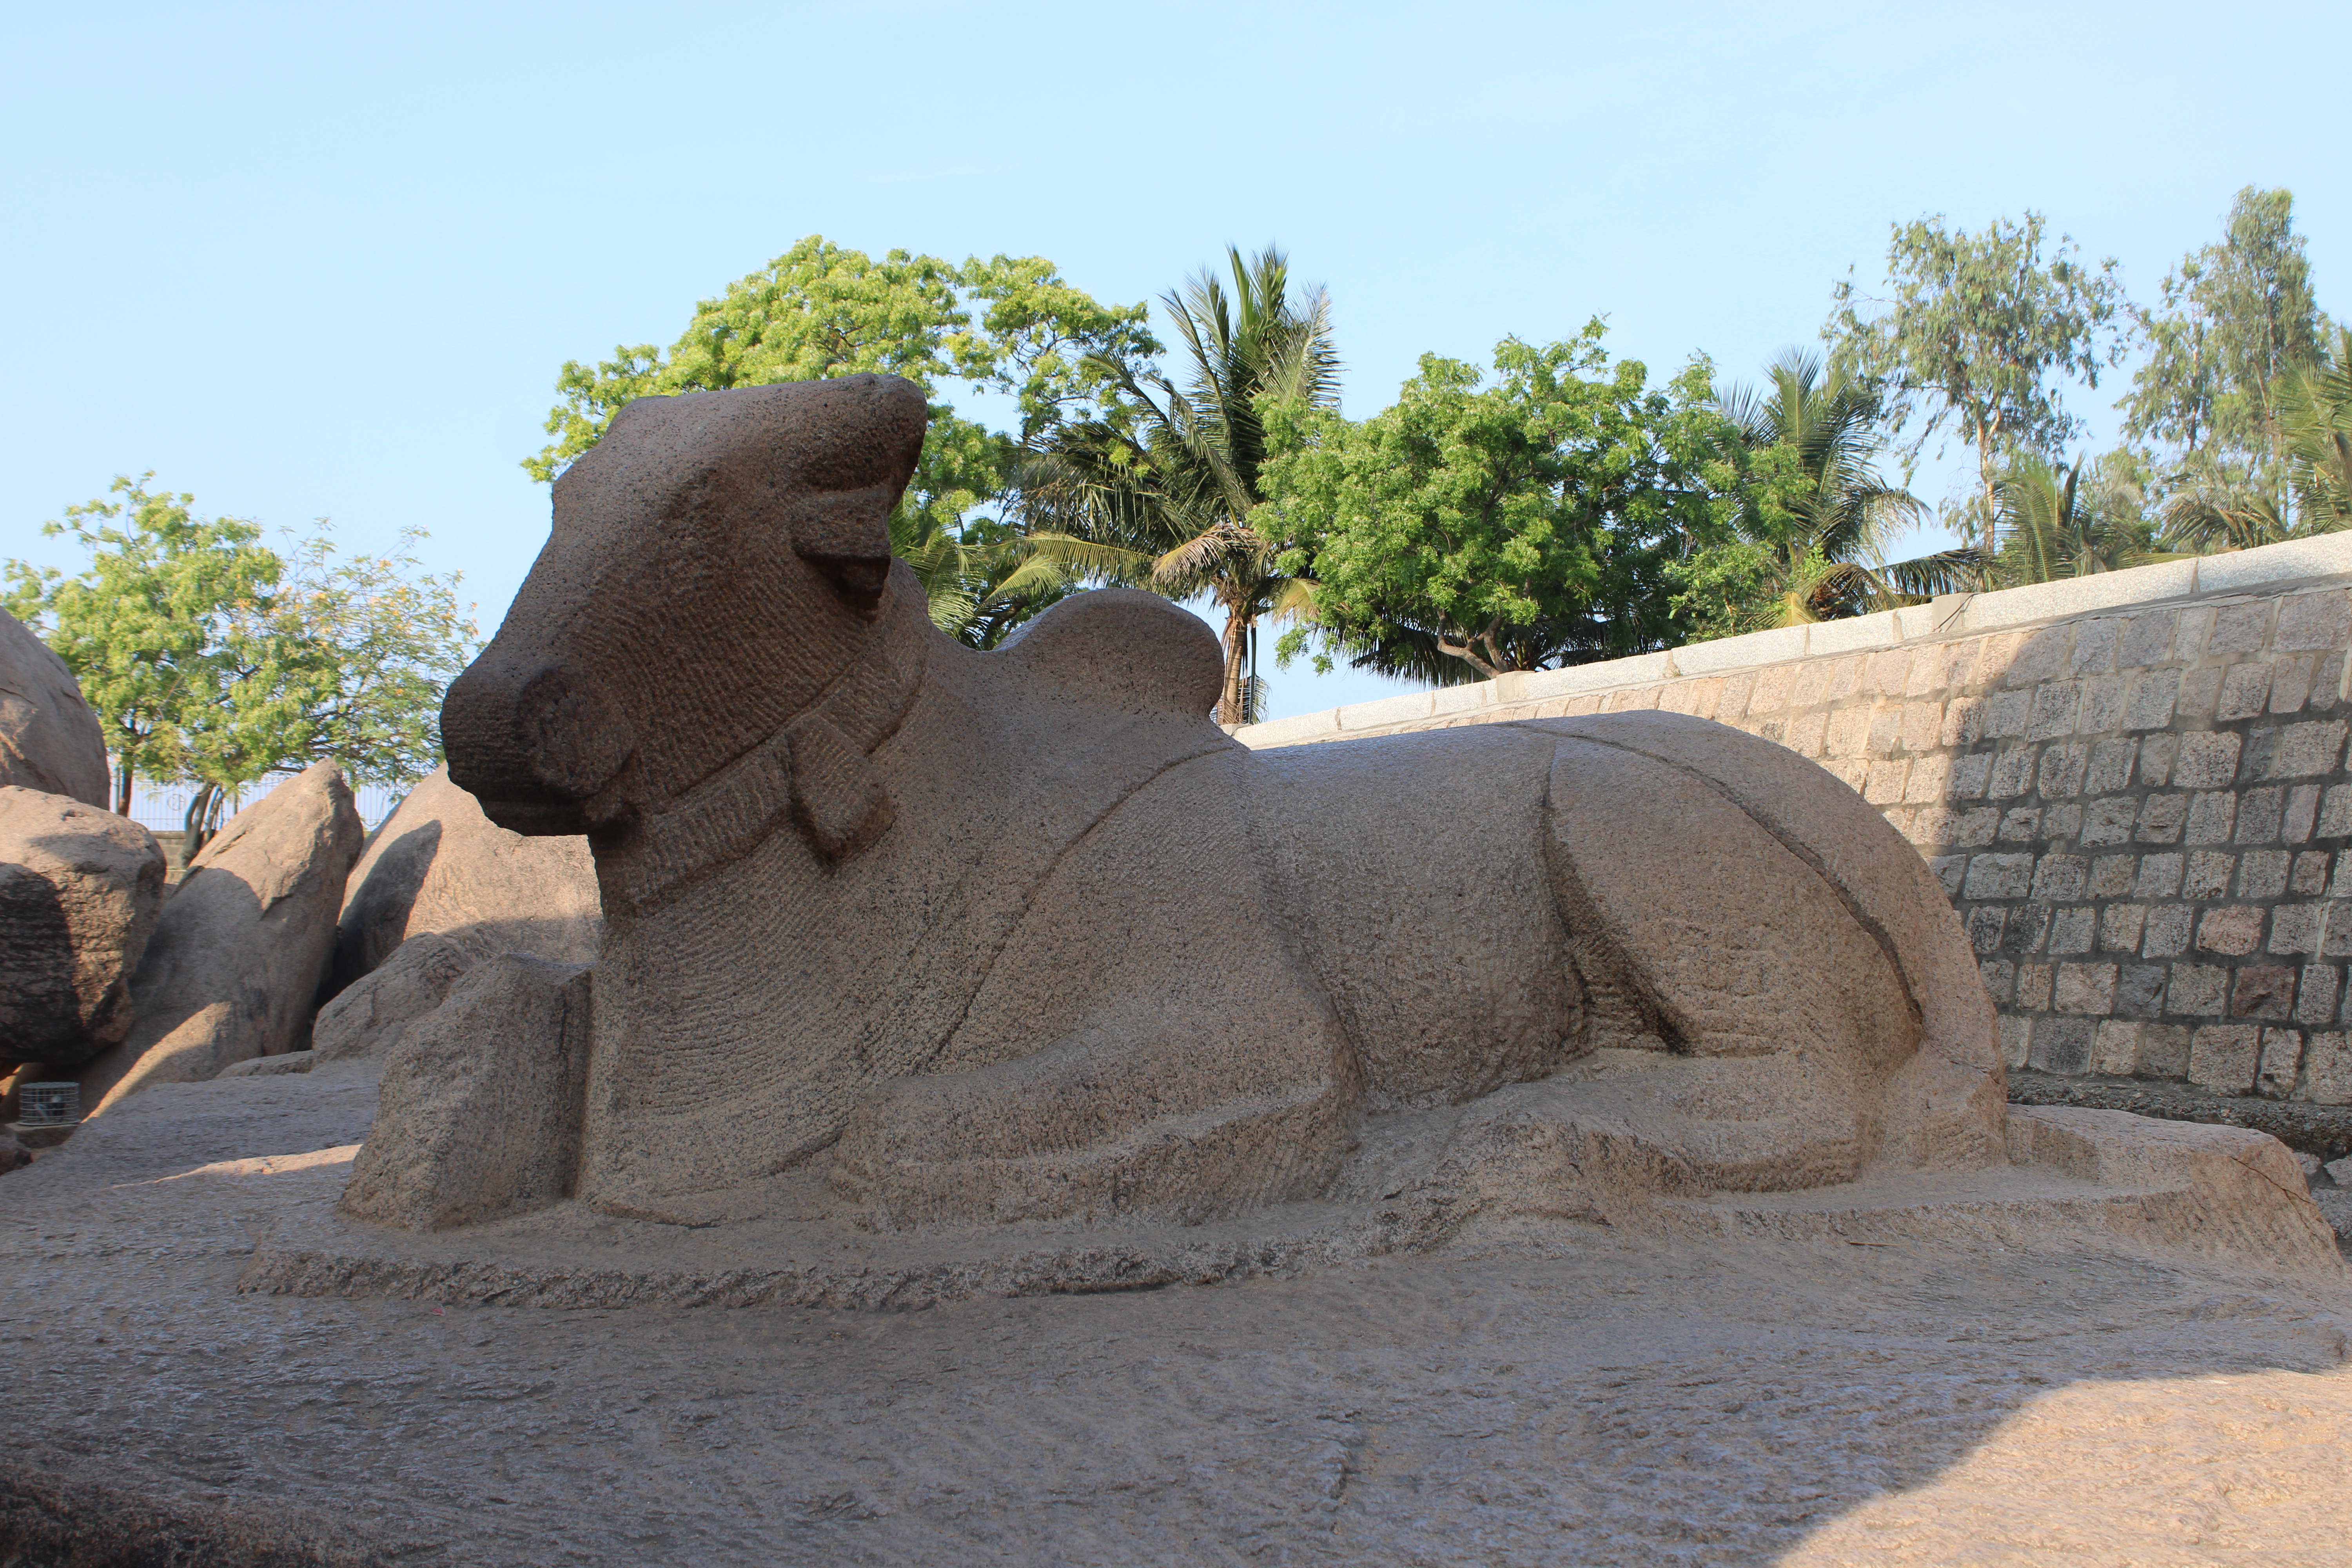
0,786,165,1063
0,606,108,809
83,760,363,1110
311,932,477,1063
328,765,598,997
0,1070,2347,1566
339,953,592,1230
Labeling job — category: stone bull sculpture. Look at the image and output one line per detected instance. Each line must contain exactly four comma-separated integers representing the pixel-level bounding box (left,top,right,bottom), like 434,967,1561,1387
353,372,2004,1234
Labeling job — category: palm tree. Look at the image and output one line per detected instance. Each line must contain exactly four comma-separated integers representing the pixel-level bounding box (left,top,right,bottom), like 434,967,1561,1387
1713,350,1972,623
1015,245,1339,724
2153,455,2298,554
2149,327,2350,552
1995,453,2170,583
2279,327,2352,527
888,506,1109,650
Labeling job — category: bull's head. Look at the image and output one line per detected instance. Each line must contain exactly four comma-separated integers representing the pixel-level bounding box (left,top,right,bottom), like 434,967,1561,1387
442,374,928,838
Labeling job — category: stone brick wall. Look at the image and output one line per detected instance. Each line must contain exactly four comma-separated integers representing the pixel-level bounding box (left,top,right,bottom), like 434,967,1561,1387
1233,534,2352,1111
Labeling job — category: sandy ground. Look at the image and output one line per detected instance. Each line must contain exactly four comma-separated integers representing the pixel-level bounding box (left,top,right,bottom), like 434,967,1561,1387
2,1071,2348,1567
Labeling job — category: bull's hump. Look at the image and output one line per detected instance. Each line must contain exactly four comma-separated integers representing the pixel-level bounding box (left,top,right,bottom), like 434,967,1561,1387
996,589,1224,721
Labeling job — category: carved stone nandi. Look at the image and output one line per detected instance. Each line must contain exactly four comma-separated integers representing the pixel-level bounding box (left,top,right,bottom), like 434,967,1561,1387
347,373,2005,1235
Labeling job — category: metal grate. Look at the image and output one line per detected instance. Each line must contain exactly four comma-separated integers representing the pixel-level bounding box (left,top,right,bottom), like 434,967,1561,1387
18,1083,80,1126
127,780,407,833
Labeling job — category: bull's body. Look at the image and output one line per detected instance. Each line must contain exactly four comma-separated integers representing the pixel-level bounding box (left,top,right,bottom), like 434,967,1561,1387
437,375,2002,1230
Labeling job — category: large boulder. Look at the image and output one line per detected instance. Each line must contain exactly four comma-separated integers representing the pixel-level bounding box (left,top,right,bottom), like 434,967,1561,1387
328,766,598,996
83,760,364,1111
0,788,166,1063
311,932,477,1063
0,608,109,809
339,954,593,1230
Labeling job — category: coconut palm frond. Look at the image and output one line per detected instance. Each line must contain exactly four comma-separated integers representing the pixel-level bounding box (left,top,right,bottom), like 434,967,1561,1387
2280,328,2352,527
1708,348,1934,618
2157,480,2296,554
1878,547,1981,599
1004,244,1340,723
1267,577,1319,621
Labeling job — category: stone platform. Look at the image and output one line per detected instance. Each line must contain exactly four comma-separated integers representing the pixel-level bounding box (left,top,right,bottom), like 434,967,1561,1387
241,1065,2345,1314
7,1064,2352,1566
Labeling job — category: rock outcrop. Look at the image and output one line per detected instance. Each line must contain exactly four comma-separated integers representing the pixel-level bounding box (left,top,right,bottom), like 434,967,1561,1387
311,932,477,1062
0,788,166,1063
328,766,597,996
84,760,364,1110
339,954,593,1230
0,608,109,809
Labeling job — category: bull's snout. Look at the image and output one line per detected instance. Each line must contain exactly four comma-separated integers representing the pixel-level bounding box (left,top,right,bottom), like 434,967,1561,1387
442,655,637,836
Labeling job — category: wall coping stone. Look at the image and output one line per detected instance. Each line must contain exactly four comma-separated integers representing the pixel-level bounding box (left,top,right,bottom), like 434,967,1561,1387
1232,531,2352,748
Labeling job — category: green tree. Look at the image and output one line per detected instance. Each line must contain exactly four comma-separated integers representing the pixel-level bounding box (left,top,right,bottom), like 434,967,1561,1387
1992,452,2165,585
1827,212,2128,568
887,506,1091,650
1668,350,1965,637
2123,187,2332,491
4,477,277,817
174,527,478,847
2153,465,2298,554
6,478,477,845
1258,324,1731,684
2278,326,2352,528
1016,245,1339,720
526,237,1156,644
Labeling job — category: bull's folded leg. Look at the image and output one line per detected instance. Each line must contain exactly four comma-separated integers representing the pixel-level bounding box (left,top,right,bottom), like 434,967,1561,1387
1536,733,1922,1191
828,1017,1356,1230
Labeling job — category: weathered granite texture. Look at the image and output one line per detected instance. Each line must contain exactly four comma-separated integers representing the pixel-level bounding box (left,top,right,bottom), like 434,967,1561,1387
2008,1067,2352,1160
0,606,109,809
0,1466,393,1567
312,932,478,1063
0,786,165,1063
83,760,364,1111
339,954,593,1230
328,766,599,998
1238,537,2352,1118
394,373,2005,1240
2,1065,2347,1567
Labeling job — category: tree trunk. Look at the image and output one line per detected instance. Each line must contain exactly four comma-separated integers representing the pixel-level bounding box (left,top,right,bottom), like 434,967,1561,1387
114,760,132,819
1216,606,1250,726
182,781,224,862
1976,419,2002,579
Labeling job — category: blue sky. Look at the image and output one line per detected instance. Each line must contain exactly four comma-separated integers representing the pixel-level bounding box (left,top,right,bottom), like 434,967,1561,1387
6,0,2346,720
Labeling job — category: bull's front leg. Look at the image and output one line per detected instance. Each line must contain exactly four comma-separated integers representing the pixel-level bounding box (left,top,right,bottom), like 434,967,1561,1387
829,1007,1357,1230
828,750,1360,1230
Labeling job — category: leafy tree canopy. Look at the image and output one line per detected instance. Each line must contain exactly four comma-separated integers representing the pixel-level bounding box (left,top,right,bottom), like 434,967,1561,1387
1827,212,2128,561
1258,323,1732,683
524,238,1158,648
1666,350,1966,639
5,476,476,840
1992,451,2168,585
1014,245,1339,720
2123,187,2332,479
2279,326,2352,528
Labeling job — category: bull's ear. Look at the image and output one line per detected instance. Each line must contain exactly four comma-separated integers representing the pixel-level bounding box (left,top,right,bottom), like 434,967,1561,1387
785,485,896,612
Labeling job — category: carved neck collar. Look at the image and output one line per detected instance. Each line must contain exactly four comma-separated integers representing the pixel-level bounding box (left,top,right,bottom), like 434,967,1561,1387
602,588,932,911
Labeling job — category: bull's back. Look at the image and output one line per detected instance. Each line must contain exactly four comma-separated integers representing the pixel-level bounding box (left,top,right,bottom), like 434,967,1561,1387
1244,725,1586,1112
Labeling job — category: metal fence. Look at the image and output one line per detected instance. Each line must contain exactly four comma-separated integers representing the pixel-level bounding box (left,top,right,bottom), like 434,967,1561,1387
127,780,407,835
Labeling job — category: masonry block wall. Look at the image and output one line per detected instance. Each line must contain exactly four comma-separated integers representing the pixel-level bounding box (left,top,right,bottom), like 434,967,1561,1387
1233,535,2352,1111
